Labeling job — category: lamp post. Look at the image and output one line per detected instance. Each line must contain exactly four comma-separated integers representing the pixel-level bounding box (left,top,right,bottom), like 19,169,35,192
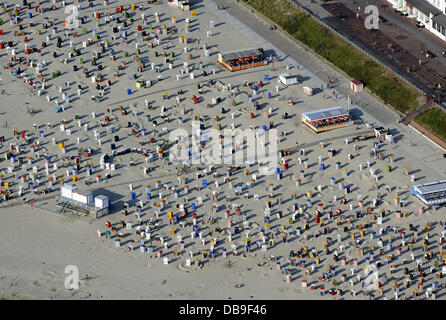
270,52,274,71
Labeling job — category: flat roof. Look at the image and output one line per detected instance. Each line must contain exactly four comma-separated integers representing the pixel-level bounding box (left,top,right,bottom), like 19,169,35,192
432,13,446,28
73,189,93,195
221,49,263,61
62,184,77,190
280,73,297,79
414,180,446,194
406,0,441,16
302,107,349,122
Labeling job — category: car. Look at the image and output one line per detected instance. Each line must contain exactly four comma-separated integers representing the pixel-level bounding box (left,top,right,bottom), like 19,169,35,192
416,21,425,28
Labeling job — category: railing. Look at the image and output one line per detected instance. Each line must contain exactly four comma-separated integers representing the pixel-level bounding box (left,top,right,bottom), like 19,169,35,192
58,200,70,214
287,0,429,98
56,194,97,211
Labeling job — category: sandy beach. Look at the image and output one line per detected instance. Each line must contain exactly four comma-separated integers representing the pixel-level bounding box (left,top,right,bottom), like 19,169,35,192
0,0,445,300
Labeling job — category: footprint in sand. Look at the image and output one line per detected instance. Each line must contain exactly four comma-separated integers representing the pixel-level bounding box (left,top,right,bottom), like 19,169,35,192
11,292,22,299
32,280,41,287
72,291,92,299
359,174,369,181
41,269,56,278
250,222,259,229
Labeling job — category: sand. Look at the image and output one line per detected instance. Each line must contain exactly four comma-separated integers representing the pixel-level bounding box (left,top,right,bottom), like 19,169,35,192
0,0,445,300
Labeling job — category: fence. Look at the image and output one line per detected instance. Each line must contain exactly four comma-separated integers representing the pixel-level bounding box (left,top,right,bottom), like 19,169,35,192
409,119,446,150
287,0,429,98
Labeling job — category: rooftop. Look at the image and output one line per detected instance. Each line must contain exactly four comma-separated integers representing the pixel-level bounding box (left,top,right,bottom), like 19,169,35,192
302,107,349,122
414,180,446,194
406,0,441,17
221,49,264,61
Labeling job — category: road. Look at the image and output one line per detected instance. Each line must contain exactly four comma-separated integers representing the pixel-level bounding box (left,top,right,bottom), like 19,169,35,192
291,0,446,108
357,0,446,64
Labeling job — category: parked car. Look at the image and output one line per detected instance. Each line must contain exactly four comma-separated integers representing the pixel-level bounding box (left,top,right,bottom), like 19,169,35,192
416,21,425,28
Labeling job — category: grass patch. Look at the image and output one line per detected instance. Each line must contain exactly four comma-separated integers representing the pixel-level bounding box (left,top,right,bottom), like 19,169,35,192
244,0,420,114
415,108,446,142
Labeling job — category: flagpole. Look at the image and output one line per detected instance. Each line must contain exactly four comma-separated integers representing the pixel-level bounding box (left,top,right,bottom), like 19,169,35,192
347,95,350,115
